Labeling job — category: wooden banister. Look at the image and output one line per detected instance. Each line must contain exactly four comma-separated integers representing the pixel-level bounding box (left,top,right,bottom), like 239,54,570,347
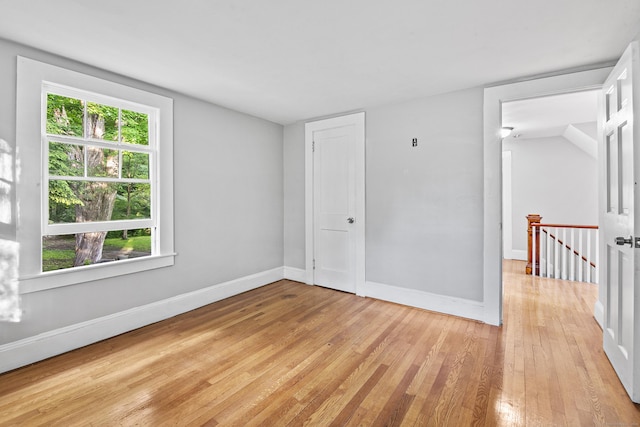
527,215,599,283
526,214,542,275
532,223,598,230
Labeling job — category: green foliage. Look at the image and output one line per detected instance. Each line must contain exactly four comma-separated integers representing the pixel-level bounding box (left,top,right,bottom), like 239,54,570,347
106,228,150,239
42,249,76,271
121,110,149,145
46,94,83,136
46,94,151,225
42,233,151,271
103,235,151,252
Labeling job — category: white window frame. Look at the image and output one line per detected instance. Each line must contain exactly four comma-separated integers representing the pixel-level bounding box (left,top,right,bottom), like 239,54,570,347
16,57,175,294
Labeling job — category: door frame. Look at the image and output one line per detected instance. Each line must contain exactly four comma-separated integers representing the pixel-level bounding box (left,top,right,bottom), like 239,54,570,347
483,68,612,326
502,150,514,260
304,112,366,295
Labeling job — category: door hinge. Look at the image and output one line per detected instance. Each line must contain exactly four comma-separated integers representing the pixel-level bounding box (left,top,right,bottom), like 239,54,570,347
313,259,316,269
312,141,315,152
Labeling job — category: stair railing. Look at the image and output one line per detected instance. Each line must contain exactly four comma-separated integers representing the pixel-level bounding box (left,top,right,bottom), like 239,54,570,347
527,215,599,284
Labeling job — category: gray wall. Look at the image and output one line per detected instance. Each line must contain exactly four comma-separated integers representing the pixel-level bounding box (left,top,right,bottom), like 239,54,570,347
283,87,485,302
283,122,305,269
503,136,598,253
0,38,283,344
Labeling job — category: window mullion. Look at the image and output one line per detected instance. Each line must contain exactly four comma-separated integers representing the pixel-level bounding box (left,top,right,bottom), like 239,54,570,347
118,108,122,179
83,100,88,177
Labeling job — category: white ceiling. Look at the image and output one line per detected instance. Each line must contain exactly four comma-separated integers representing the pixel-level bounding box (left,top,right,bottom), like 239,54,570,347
0,0,639,125
502,90,599,140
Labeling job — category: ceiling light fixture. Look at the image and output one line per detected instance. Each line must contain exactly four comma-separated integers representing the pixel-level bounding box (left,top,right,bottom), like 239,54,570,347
500,127,514,138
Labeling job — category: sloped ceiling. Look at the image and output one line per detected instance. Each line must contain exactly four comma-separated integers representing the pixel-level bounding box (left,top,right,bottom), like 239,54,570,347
502,90,599,158
0,0,639,124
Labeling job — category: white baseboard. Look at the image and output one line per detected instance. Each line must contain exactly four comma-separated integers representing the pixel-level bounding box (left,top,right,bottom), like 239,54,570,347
510,249,527,261
283,266,306,283
0,267,284,374
593,299,604,329
363,281,485,323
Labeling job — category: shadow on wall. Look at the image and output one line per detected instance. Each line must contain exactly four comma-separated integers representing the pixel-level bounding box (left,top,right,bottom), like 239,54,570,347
0,138,21,322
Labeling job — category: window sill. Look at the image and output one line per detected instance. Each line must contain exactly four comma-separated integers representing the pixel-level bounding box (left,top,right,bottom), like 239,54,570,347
18,253,177,295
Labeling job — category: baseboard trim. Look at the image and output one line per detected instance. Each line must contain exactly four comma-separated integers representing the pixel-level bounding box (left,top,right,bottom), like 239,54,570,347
0,267,284,374
363,281,485,322
283,266,306,283
510,249,528,261
594,299,604,329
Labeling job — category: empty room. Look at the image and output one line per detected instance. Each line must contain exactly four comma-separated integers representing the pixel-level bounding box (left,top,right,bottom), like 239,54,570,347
1,1,640,425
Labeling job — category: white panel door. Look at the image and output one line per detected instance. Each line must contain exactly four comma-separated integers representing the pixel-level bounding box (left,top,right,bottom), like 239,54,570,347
313,125,356,292
305,112,365,294
600,41,640,403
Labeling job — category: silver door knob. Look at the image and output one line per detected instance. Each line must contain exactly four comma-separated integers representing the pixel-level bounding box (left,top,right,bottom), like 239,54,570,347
615,236,633,247
347,217,355,224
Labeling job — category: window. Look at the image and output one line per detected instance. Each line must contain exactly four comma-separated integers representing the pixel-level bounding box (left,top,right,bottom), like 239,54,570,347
43,89,155,271
17,57,174,293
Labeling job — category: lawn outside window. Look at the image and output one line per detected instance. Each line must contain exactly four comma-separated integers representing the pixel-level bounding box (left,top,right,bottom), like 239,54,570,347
16,57,175,293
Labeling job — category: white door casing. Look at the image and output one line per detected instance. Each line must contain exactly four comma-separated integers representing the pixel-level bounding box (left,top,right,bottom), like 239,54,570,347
305,112,365,295
483,67,611,326
599,41,640,403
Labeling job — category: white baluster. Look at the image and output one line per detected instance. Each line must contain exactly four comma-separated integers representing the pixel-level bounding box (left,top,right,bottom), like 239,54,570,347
554,227,560,278
586,231,592,283
542,227,547,276
546,227,552,278
532,225,537,277
589,229,600,283
570,228,575,281
578,229,584,282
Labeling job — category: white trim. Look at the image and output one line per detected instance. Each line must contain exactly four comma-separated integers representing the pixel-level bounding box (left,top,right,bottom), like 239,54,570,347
594,299,604,329
0,267,283,374
502,151,513,260
363,281,485,322
511,249,528,261
304,112,366,294
483,67,612,326
283,266,306,283
16,56,175,289
19,253,176,294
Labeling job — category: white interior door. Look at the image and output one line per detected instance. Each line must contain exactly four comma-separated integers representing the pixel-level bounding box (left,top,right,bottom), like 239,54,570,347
305,112,365,294
600,41,640,403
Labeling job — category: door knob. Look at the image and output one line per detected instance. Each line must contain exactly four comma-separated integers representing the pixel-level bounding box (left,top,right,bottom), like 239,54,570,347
347,217,355,224
615,236,633,247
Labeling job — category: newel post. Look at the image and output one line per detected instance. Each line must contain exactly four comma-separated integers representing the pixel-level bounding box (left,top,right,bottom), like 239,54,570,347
526,214,542,275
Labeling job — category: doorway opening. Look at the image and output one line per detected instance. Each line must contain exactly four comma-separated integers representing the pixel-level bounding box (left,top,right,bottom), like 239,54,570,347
482,67,611,326
501,90,599,266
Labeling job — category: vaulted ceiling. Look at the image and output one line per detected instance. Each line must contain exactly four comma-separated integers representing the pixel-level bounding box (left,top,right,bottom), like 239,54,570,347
0,1,638,125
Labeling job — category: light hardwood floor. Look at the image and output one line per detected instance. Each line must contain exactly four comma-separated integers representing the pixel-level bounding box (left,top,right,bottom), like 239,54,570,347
1,260,639,425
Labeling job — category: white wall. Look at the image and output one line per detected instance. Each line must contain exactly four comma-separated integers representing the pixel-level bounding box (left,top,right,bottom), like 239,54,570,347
0,38,283,365
503,135,598,256
284,87,485,304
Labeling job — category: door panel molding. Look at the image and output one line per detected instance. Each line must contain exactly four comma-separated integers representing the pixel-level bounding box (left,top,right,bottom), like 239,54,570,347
600,41,640,403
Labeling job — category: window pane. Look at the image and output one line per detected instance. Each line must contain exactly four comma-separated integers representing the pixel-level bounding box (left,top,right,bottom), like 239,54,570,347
46,94,84,137
121,109,149,145
86,146,119,177
48,142,84,176
48,180,151,224
86,102,119,141
42,228,152,272
113,184,151,220
48,184,79,224
49,180,119,223
122,151,149,179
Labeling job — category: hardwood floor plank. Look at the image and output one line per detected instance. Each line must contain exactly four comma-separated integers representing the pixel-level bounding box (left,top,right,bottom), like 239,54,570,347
1,263,640,425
